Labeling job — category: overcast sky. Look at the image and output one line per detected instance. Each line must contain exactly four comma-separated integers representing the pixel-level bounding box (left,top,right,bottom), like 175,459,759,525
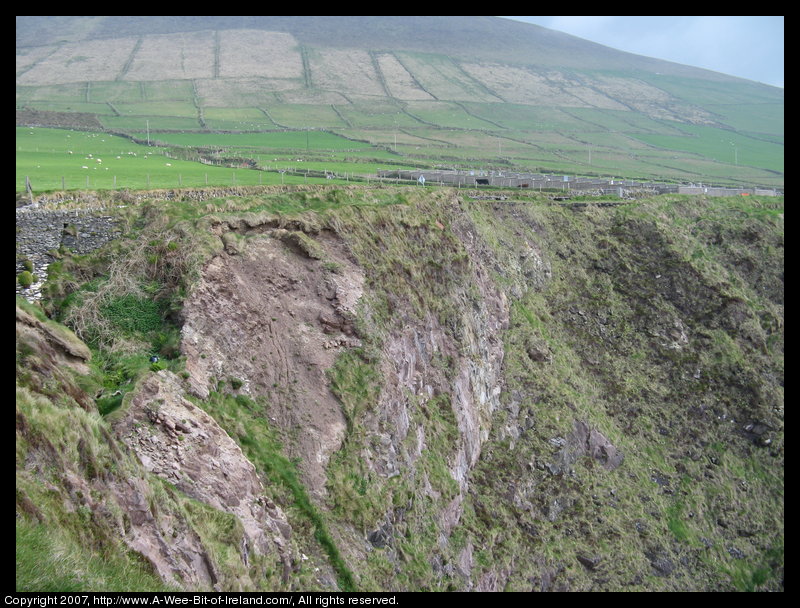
502,16,784,88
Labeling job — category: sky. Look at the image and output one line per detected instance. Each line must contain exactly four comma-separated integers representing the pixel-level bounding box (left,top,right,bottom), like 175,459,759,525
502,16,784,88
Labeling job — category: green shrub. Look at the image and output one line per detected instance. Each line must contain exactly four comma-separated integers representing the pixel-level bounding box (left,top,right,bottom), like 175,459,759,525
152,329,181,358
101,295,162,334
18,271,36,288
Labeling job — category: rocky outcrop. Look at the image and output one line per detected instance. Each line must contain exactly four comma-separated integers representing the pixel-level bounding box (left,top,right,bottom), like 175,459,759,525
16,304,94,411
16,305,91,369
16,305,292,591
555,419,624,474
112,370,294,583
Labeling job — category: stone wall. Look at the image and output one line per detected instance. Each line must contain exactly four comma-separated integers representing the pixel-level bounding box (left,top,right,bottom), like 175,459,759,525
16,208,123,300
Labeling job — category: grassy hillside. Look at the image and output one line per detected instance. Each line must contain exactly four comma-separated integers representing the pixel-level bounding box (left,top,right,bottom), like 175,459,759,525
17,186,783,591
16,17,783,189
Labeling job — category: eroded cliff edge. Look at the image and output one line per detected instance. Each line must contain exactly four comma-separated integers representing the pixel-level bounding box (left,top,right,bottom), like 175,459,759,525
17,189,783,591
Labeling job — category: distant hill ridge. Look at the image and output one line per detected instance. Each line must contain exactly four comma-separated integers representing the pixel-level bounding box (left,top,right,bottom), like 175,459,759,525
16,16,757,82
16,16,784,188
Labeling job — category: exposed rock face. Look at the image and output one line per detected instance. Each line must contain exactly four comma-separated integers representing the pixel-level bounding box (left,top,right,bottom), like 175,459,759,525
181,230,364,496
105,475,224,590
16,307,292,591
557,419,624,473
366,267,508,503
16,305,91,370
112,370,294,583
180,208,512,556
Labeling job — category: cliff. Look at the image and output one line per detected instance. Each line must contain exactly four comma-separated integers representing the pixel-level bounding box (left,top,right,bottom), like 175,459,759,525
16,187,783,591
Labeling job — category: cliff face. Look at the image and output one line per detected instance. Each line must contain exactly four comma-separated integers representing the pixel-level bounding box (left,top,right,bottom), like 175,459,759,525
16,189,783,592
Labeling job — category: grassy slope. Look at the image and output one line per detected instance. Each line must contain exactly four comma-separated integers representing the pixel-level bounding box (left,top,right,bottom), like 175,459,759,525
313,191,783,591
17,18,783,189
455,195,783,591
17,188,783,591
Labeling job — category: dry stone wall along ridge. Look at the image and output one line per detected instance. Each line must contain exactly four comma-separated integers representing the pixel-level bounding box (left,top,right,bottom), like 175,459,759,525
16,208,122,299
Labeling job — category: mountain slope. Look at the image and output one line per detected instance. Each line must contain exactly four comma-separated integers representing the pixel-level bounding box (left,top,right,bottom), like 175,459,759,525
16,16,783,187
15,16,745,78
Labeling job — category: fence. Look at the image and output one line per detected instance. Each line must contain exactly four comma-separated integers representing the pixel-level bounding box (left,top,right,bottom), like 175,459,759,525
377,170,781,196
20,167,367,193
21,168,783,197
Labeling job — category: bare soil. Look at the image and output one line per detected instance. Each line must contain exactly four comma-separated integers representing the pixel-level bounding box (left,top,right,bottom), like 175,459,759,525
181,229,364,496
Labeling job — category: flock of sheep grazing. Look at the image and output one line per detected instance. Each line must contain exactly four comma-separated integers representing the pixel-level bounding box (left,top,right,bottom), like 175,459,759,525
73,150,169,171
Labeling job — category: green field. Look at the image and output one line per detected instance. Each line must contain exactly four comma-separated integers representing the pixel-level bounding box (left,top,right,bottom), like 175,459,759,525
130,130,374,151
632,124,784,173
17,21,783,191
17,91,785,188
16,127,361,191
